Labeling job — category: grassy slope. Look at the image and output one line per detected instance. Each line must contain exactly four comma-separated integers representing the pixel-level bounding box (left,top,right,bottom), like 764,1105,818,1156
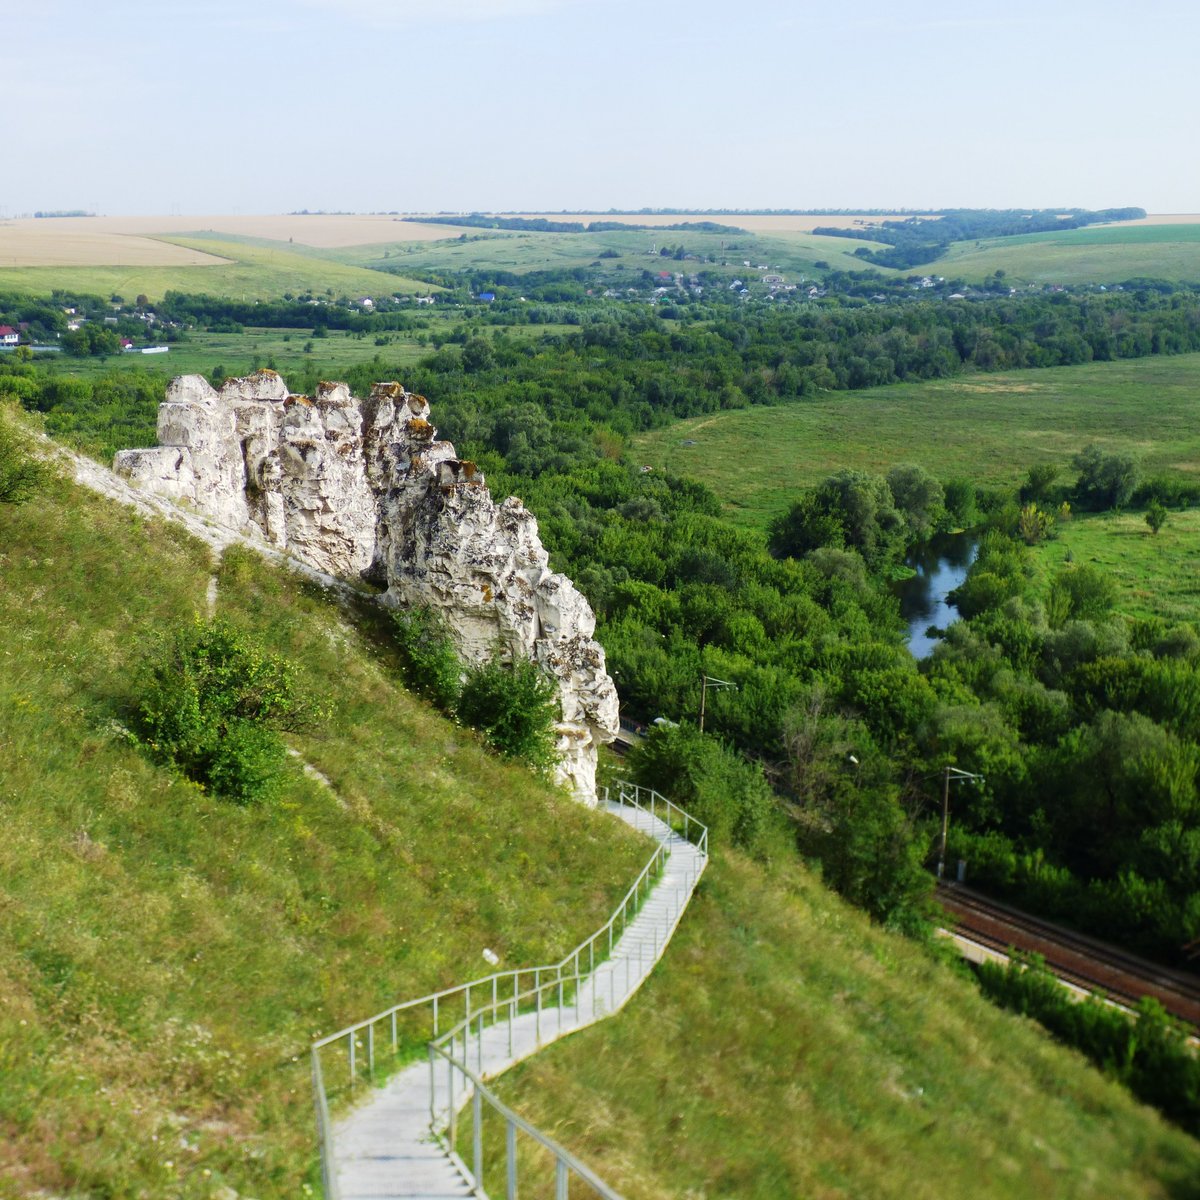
634,354,1200,531
0,457,647,1199
481,850,1200,1200
934,224,1200,285
0,237,428,303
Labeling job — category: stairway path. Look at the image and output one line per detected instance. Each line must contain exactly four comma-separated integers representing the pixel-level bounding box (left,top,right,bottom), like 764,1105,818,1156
331,799,706,1200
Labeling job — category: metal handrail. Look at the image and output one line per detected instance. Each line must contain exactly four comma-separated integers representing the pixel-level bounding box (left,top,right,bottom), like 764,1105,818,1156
310,782,707,1199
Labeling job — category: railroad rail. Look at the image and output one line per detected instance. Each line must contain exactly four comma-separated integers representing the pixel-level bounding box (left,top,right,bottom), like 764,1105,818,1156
937,883,1200,1027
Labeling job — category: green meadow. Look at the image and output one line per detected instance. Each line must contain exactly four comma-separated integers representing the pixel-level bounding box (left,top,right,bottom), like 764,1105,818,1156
1033,507,1200,624
935,223,1200,285
634,354,1200,531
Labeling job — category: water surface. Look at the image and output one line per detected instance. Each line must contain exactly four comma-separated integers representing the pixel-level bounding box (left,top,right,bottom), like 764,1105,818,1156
894,531,979,658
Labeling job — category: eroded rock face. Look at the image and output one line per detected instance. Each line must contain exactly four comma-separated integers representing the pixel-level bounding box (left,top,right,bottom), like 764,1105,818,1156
113,371,619,801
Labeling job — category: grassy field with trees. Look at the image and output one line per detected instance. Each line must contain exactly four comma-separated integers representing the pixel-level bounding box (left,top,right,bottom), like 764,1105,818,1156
4,405,1200,1197
636,354,1200,530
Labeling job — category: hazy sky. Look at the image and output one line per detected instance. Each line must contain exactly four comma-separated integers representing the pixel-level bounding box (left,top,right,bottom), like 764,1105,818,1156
7,0,1198,215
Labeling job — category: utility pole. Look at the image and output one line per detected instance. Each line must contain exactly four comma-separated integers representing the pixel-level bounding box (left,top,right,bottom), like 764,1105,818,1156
938,765,985,880
698,675,737,733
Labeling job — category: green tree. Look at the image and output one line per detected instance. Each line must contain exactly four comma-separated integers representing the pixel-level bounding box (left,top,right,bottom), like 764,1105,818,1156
886,463,945,539
1019,462,1060,504
456,655,560,773
769,469,906,568
626,720,774,851
1072,444,1139,510
0,407,51,504
136,619,321,804
1145,499,1168,536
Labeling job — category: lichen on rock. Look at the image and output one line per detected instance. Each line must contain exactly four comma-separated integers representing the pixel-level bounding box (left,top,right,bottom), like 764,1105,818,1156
113,371,619,801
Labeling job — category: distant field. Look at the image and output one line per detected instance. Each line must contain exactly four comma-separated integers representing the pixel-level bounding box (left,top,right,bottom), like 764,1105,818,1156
37,320,581,387
0,237,426,303
936,223,1200,284
0,224,231,268
634,355,1200,530
1034,508,1200,624
0,213,459,249
353,225,888,278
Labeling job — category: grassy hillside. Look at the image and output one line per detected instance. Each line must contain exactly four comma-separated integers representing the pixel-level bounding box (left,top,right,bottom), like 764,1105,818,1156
0,237,428,303
479,849,1200,1200
935,224,1200,285
634,354,1200,531
0,446,647,1199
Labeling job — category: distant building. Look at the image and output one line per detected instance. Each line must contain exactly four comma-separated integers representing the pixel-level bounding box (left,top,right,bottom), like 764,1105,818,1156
140,345,169,355
120,338,135,351
477,292,496,303
414,296,436,305
0,326,18,346
356,297,375,309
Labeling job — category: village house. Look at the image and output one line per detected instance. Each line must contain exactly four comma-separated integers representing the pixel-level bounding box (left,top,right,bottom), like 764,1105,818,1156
0,326,20,347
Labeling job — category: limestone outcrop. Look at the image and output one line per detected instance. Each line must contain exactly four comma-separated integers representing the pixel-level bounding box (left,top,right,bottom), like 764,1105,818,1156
114,371,619,800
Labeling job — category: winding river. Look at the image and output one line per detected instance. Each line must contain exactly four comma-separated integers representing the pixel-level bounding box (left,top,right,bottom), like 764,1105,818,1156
893,531,980,658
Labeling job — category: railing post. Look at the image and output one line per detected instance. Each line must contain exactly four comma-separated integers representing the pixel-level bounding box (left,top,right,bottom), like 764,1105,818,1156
391,1010,397,1054
429,1044,437,1128
348,1033,356,1085
536,977,542,1045
492,975,498,1023
433,994,439,1037
368,1022,375,1077
556,1158,568,1200
473,1085,483,1187
448,1059,457,1148
478,1012,484,1073
507,1118,518,1200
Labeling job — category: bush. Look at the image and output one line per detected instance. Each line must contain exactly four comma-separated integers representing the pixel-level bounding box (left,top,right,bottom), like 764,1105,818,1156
976,954,1200,1135
456,655,560,773
391,605,462,712
136,619,320,804
0,406,51,504
627,721,775,852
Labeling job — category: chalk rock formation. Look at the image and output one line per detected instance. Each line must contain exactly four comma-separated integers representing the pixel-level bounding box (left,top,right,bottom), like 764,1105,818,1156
113,371,618,801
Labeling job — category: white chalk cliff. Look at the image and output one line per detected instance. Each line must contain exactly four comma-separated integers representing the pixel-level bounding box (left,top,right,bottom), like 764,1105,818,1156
113,371,619,801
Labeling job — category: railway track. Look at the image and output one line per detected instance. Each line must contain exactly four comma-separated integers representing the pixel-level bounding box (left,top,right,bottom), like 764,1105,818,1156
937,883,1200,1027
